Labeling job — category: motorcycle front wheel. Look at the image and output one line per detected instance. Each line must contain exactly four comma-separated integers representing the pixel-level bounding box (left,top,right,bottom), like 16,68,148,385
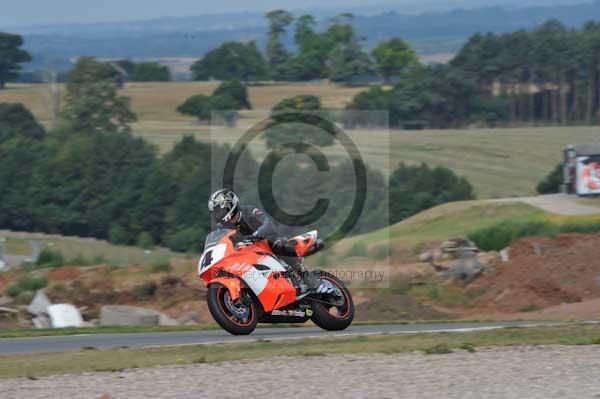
207,282,258,335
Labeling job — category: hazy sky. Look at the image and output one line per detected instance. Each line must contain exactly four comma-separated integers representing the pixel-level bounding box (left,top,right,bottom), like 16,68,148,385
0,0,374,26
0,0,578,27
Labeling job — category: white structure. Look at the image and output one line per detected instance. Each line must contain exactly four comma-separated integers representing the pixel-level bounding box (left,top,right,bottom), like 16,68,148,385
47,304,84,328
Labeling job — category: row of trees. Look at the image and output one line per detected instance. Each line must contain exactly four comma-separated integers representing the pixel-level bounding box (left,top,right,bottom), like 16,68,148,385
344,64,507,129
451,20,600,125
188,16,600,129
191,11,418,84
0,56,474,250
345,19,600,129
114,60,171,82
0,32,173,88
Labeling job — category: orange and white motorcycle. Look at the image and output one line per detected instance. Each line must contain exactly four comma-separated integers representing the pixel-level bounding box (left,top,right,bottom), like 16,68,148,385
198,229,354,335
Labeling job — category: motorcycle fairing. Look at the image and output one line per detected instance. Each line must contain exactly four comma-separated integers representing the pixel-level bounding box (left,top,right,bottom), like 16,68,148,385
198,230,297,312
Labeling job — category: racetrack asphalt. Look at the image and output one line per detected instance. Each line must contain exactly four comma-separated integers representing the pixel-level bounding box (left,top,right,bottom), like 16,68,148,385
0,321,572,354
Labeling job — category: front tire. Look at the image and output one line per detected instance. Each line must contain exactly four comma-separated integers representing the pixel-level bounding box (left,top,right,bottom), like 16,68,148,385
309,271,354,331
207,283,258,335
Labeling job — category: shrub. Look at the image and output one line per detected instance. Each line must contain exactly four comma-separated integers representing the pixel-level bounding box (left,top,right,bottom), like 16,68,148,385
108,225,131,245
137,232,155,250
558,221,600,235
347,242,369,258
6,275,48,297
459,343,476,353
423,343,453,355
6,285,21,297
164,227,205,252
51,283,68,294
68,253,87,265
15,290,35,304
468,220,558,251
372,245,393,260
67,254,106,266
17,275,48,291
148,259,172,273
537,163,563,194
518,304,541,312
36,248,65,268
469,219,600,251
133,281,157,300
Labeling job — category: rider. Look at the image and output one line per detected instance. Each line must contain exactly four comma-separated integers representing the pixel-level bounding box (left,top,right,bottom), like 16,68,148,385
208,188,327,295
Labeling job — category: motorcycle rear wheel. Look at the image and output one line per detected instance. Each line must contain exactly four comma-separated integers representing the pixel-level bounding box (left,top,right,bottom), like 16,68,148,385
309,271,354,331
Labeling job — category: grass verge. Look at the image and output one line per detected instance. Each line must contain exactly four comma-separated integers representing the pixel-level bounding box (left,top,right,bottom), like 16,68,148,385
1,324,599,378
0,325,218,338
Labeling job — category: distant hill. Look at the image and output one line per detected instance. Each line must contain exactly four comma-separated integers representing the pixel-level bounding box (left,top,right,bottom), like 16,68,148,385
10,1,600,73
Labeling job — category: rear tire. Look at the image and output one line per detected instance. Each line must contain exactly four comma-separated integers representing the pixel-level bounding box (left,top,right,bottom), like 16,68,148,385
207,283,258,335
309,271,354,331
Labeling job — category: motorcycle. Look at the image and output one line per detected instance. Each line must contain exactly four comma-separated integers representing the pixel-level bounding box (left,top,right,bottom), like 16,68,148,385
198,229,354,335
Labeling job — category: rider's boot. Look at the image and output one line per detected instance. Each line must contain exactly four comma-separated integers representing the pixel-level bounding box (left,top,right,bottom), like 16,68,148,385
287,257,317,296
291,258,341,299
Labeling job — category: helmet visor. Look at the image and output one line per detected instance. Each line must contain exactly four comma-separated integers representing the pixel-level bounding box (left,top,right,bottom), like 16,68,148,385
212,206,237,223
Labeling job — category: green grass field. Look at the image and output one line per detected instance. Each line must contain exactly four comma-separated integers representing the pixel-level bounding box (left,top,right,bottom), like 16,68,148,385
0,230,180,266
2,82,598,198
0,324,598,378
336,199,600,254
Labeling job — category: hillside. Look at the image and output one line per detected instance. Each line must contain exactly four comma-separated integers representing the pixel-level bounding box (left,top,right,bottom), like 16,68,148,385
2,82,599,199
2,196,600,326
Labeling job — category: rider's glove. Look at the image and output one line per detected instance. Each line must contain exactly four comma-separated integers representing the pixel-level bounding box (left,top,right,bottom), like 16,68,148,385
242,234,261,243
252,231,264,240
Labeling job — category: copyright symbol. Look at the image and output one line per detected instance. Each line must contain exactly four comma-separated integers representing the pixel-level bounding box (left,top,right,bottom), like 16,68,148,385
219,112,367,248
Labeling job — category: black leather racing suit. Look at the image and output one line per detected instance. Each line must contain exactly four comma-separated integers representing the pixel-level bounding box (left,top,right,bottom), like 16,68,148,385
218,205,298,259
218,205,318,289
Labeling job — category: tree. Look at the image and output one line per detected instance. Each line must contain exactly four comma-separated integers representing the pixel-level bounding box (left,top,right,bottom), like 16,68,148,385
537,163,563,194
390,163,474,223
191,41,268,81
272,94,322,113
288,14,335,81
326,13,357,46
265,10,294,80
266,95,334,150
209,95,239,126
176,94,212,122
213,80,252,109
176,94,239,126
0,33,32,89
23,129,157,241
160,136,214,251
328,43,374,84
131,62,170,82
294,14,318,49
325,14,374,84
372,38,419,82
0,103,45,142
61,57,137,133
343,87,390,127
115,59,136,76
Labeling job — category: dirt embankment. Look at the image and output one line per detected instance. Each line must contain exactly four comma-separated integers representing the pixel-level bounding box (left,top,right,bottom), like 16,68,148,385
466,233,600,318
3,232,600,324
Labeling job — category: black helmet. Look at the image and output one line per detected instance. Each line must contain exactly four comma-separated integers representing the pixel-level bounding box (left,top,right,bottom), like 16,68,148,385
208,188,239,224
